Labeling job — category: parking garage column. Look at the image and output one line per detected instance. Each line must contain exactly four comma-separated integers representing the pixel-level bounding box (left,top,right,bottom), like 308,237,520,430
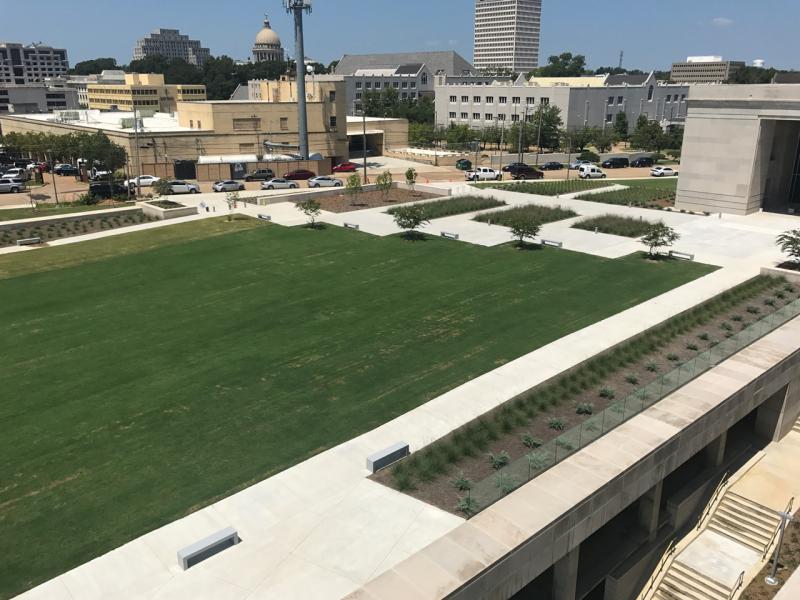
637,480,663,543
702,430,727,468
552,546,580,600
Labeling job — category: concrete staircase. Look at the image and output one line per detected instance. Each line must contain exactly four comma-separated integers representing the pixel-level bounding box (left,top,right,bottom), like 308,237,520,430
792,418,800,434
655,562,732,600
707,491,781,555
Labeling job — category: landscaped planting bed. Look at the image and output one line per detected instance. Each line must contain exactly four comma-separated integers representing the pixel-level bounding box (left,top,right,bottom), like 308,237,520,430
574,179,678,209
314,188,438,213
147,200,186,209
572,214,657,238
0,201,135,222
387,195,506,220
740,510,800,599
475,179,614,196
473,203,577,227
373,275,800,516
0,210,155,247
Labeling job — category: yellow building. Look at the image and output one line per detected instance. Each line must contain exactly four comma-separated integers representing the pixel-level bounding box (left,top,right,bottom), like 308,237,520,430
87,73,206,113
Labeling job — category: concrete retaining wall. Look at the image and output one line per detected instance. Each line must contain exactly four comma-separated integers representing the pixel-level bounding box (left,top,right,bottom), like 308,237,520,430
255,181,450,207
139,202,198,221
762,265,800,284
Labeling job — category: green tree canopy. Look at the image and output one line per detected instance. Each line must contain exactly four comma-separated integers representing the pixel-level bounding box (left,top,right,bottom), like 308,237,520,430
613,112,629,140
532,52,588,78
70,58,118,75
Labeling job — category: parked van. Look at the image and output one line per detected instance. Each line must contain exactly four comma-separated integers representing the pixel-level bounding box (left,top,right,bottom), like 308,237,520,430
601,157,630,169
1,167,29,181
578,164,607,179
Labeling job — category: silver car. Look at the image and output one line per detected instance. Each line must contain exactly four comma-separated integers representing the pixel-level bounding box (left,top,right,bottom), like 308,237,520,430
0,178,27,193
167,180,201,194
213,180,245,192
308,176,343,188
261,178,298,190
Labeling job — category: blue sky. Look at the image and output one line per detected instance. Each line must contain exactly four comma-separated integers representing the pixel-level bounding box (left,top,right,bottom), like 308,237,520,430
5,0,800,70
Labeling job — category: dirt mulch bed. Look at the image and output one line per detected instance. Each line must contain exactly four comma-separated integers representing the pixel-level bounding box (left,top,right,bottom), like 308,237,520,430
372,277,800,516
314,188,439,213
0,210,155,248
778,261,800,272
741,514,800,599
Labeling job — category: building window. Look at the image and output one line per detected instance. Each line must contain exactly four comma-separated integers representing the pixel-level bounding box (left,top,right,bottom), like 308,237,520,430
511,114,519,122
473,96,481,103
232,117,261,131
410,81,416,88
666,95,671,102
329,116,337,128
608,96,614,105
647,85,654,101
402,82,408,89
329,90,336,102
606,113,613,123
421,72,428,85
525,114,534,122
410,92,416,99
618,96,624,104
498,96,507,104
355,81,362,89
485,113,493,120
540,97,549,105
473,112,480,119
461,95,469,103
486,96,494,103
526,97,535,105
189,119,193,128
402,92,408,99
449,111,456,118
355,92,362,100
197,121,201,129
512,97,520,104
280,117,288,131
393,82,399,88
384,82,390,88
365,82,372,89
498,113,505,121
449,95,457,102
461,112,468,119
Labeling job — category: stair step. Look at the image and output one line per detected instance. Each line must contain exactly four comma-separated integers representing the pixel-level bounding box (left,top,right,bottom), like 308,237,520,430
708,522,768,553
725,492,780,519
660,576,719,600
715,504,780,535
719,497,781,525
710,513,773,544
672,562,732,597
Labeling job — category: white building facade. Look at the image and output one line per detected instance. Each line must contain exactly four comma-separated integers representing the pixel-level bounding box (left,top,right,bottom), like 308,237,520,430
0,43,69,85
473,0,542,73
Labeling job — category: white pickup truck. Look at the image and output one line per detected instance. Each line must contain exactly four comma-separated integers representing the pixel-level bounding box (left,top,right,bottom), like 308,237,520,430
465,167,502,182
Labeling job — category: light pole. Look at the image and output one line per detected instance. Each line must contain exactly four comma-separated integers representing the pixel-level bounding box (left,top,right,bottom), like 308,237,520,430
284,0,312,160
766,510,794,586
47,149,59,205
535,106,543,166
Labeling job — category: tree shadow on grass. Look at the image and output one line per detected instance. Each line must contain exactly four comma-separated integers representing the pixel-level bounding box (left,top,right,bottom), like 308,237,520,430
401,230,428,242
515,241,544,252
303,222,328,230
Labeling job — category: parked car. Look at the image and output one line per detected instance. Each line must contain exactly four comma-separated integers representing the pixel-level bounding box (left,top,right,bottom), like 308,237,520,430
540,161,564,170
455,158,472,171
244,168,275,181
53,163,79,176
507,164,544,180
308,176,343,188
123,175,160,189
332,162,358,173
213,180,246,192
578,164,607,179
631,156,655,168
502,162,528,173
90,169,112,181
26,162,49,172
568,160,593,170
601,157,630,169
165,180,200,194
283,169,316,180
1,167,29,181
88,181,128,199
465,167,502,182
651,166,678,177
0,178,27,193
261,178,298,190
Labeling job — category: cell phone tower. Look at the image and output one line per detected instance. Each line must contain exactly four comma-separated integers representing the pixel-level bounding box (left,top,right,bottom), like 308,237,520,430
284,0,312,159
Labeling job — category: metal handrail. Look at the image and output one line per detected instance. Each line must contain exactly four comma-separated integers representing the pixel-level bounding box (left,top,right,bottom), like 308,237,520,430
638,539,677,600
697,472,730,531
727,570,745,600
763,496,794,558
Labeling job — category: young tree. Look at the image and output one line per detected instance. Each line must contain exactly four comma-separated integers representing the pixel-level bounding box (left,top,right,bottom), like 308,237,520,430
641,223,680,257
613,112,629,141
224,191,239,222
630,117,669,155
345,173,363,205
776,229,800,266
392,205,429,239
509,216,541,248
297,198,322,228
152,178,173,198
405,167,417,194
529,105,563,151
591,129,616,153
533,52,587,77
375,170,393,202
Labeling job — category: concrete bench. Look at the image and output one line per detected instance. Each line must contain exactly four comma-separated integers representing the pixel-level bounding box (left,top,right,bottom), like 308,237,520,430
344,222,360,230
257,214,272,222
440,231,459,240
177,527,240,570
541,239,563,248
366,441,410,473
16,237,41,246
669,250,695,261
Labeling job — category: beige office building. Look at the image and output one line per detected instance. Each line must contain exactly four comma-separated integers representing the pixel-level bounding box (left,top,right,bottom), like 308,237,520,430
670,57,745,84
86,73,206,113
473,0,542,72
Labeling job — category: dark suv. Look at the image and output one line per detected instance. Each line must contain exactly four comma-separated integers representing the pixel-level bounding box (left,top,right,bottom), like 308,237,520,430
244,168,276,181
507,164,544,180
601,157,630,169
89,182,129,199
631,156,655,168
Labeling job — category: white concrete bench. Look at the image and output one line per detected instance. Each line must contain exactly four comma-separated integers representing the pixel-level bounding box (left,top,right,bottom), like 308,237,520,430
440,231,459,240
16,237,41,246
669,250,695,261
177,527,240,570
344,222,360,230
366,441,410,473
541,239,563,248
257,214,272,221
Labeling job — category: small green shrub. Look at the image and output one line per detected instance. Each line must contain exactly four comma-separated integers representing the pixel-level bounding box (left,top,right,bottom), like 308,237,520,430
776,291,786,300
456,495,479,516
625,374,639,385
527,451,550,471
746,305,760,314
521,432,543,449
556,438,574,451
393,467,415,491
666,353,680,362
495,472,518,495
698,332,710,341
721,321,733,331
599,387,615,399
576,403,594,415
685,342,698,351
645,362,659,372
731,315,743,322
452,473,473,491
488,451,510,470
764,298,776,307
548,417,566,431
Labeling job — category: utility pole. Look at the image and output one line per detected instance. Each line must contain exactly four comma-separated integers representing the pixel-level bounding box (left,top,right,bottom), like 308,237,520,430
535,106,543,166
362,84,368,184
132,108,142,198
48,149,59,205
285,0,312,160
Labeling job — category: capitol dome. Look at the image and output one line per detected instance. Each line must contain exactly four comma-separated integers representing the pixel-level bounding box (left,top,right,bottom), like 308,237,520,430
253,16,285,63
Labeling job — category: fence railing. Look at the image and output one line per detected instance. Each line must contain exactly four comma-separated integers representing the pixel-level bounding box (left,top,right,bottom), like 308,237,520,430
728,571,745,600
637,539,677,600
469,298,800,513
763,496,794,558
696,473,730,531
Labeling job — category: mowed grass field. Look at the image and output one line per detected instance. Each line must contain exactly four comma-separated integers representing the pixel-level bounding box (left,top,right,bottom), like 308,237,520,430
0,218,715,598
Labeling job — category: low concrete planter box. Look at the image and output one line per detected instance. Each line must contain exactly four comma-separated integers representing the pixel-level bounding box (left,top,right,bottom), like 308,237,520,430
139,201,198,221
762,265,800,284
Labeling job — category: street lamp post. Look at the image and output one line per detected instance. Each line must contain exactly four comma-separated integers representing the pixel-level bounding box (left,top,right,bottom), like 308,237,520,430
766,510,794,586
284,0,312,160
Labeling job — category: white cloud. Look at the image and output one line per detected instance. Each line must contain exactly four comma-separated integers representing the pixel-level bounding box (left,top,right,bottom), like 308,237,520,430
712,17,734,28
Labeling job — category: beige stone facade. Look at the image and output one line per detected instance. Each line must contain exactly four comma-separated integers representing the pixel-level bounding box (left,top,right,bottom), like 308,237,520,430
87,73,206,113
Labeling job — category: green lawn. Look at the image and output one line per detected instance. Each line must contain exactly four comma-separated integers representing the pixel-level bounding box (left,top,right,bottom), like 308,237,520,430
0,218,715,598
0,202,135,222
